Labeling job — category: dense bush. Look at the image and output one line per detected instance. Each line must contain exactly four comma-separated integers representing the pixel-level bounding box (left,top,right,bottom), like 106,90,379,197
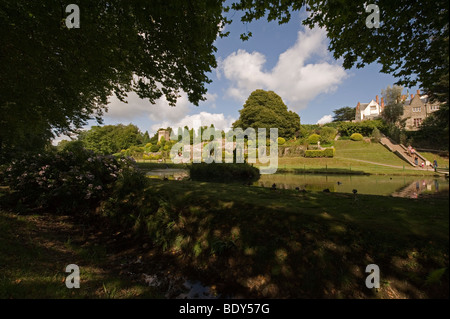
304,148,335,158
371,127,382,143
150,145,161,152
350,133,364,141
1,147,141,214
100,169,158,230
189,163,260,183
307,134,321,144
338,120,384,137
319,127,337,144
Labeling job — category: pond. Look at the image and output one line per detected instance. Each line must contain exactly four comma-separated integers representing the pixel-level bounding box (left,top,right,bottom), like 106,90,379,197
146,168,189,180
257,174,449,198
145,169,449,198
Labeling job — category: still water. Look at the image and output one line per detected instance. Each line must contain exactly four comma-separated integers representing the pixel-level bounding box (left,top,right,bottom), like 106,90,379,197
258,174,449,198
146,169,449,198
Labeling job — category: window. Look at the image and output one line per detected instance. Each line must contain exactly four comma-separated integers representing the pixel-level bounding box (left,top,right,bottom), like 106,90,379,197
412,107,421,112
413,118,423,127
431,105,440,111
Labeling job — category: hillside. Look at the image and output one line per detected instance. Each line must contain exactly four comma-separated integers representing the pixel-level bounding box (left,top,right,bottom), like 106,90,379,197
275,140,442,175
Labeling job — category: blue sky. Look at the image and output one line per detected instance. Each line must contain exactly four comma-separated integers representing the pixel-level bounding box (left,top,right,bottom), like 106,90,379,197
56,8,420,143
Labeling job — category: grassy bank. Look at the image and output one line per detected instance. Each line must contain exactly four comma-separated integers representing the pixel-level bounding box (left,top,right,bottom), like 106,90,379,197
0,211,162,299
142,179,448,298
135,140,445,176
1,178,448,298
274,141,442,176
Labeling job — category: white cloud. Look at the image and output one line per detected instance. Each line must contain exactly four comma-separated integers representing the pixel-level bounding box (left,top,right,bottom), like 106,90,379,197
204,92,218,109
151,112,236,134
105,91,191,124
221,27,347,111
316,114,333,125
104,90,220,124
51,134,71,146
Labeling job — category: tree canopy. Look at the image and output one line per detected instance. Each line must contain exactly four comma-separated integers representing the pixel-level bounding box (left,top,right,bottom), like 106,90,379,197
232,89,301,139
0,0,227,155
231,0,448,102
381,85,405,126
332,107,356,122
77,124,144,155
2,1,448,158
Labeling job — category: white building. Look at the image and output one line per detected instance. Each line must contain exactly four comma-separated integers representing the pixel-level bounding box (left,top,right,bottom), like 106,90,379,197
355,95,385,122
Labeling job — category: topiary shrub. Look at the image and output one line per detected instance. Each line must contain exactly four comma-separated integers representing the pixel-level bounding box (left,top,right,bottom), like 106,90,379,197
323,147,335,157
307,134,321,144
304,148,335,158
350,133,364,141
277,137,286,145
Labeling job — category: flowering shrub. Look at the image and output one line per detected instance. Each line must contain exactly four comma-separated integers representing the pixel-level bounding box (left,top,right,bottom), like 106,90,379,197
1,148,140,214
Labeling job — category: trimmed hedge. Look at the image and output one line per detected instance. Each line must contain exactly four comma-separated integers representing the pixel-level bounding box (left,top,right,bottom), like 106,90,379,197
304,148,335,158
338,120,384,137
350,133,364,141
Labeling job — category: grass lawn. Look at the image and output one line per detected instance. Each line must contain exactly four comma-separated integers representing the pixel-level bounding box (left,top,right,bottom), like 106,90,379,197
0,211,162,299
143,179,449,298
419,152,449,169
1,176,448,299
135,141,439,176
269,140,439,175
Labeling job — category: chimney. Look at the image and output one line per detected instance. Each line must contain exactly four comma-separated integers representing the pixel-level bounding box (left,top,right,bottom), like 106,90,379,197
381,97,384,109
416,89,420,95
401,95,406,101
411,94,414,99
376,95,379,104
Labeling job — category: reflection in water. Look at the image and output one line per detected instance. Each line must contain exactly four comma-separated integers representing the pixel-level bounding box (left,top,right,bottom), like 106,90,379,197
391,178,447,198
146,169,189,181
258,174,449,198
145,169,449,198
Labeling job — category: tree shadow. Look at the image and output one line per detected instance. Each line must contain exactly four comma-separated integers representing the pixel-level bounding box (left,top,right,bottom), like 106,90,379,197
142,180,449,299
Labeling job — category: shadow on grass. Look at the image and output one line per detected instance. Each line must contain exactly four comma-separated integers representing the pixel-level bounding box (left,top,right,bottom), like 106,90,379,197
2,181,448,299
0,212,161,299
143,180,449,298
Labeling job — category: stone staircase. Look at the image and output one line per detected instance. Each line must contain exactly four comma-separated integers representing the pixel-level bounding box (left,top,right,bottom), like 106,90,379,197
379,135,430,168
